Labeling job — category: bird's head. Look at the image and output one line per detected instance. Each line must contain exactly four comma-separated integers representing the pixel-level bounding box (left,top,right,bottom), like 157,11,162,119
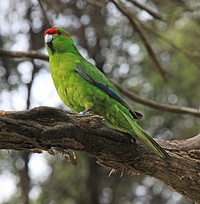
44,27,78,55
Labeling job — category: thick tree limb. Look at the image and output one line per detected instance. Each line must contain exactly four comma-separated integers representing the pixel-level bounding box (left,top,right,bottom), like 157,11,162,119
0,107,199,203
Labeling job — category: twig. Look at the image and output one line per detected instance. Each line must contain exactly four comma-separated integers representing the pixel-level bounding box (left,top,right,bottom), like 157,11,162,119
139,21,200,69
86,0,105,8
112,0,170,82
0,48,48,61
37,0,52,28
111,80,200,117
128,0,164,21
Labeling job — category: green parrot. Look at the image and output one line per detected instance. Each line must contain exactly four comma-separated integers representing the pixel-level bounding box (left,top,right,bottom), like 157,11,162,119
44,26,171,159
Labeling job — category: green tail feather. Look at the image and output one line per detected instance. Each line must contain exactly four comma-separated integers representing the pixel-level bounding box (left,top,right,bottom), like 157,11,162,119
120,110,171,159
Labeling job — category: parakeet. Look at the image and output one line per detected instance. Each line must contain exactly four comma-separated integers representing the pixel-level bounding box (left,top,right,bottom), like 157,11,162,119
44,26,171,159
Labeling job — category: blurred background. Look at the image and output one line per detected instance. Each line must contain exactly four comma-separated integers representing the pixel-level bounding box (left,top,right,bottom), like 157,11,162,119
0,0,199,203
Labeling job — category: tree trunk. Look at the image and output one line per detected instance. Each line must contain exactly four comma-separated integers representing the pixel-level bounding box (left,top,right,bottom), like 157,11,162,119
0,106,199,203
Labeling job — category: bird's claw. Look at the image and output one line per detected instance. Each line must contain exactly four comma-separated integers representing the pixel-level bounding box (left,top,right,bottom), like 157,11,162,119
79,107,91,115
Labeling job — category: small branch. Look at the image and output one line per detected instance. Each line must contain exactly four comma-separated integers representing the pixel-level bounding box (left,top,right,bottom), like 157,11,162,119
37,0,52,28
86,0,105,8
0,106,200,203
128,0,164,20
139,21,200,69
112,0,169,82
0,48,48,61
112,80,200,117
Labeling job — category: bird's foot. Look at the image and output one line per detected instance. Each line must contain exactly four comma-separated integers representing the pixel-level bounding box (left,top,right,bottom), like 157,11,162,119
79,107,91,115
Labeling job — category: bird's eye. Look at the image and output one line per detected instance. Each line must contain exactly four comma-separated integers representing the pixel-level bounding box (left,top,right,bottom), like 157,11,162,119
57,31,62,35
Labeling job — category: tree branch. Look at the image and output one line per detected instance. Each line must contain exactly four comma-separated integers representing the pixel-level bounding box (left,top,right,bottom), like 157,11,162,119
112,80,200,117
127,0,164,21
86,0,105,8
138,21,200,69
112,0,170,82
0,107,199,203
0,48,48,61
37,0,52,28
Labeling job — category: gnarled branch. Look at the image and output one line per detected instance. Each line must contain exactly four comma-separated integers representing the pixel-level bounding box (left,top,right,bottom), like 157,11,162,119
0,106,199,203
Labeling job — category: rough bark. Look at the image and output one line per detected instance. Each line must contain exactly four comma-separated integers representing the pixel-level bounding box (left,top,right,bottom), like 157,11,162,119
0,106,199,203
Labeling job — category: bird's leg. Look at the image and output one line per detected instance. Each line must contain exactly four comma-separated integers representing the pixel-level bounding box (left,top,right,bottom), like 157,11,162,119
131,138,136,143
79,107,91,114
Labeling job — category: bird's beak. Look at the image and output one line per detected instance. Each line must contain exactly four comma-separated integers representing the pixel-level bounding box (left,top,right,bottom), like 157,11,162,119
45,34,53,43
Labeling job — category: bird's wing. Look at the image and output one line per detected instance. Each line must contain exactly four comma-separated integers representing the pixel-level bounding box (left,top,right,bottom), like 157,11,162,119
75,66,143,120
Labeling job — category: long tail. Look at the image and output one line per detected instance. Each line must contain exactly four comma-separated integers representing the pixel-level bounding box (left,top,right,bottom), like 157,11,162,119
120,110,171,159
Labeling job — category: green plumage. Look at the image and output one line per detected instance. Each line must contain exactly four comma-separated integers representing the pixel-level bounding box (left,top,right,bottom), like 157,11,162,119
44,27,171,159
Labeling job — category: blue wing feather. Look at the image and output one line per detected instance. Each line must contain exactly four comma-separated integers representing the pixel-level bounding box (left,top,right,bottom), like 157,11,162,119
75,67,143,119
93,81,126,106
